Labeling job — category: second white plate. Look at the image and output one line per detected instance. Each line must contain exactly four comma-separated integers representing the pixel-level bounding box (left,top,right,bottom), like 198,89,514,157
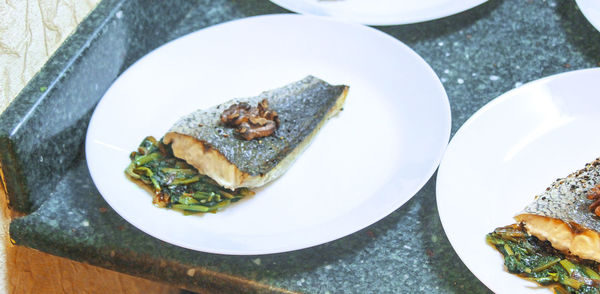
437,68,600,293
86,14,450,255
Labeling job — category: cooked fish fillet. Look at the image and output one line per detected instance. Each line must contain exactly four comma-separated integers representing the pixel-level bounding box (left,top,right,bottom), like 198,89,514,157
163,76,349,190
515,158,600,262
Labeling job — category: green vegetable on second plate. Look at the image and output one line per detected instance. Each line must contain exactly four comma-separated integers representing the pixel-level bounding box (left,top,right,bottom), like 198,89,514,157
487,224,600,294
125,136,254,214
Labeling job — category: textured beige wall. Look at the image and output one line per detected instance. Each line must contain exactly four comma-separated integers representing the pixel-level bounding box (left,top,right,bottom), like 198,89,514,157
0,0,101,114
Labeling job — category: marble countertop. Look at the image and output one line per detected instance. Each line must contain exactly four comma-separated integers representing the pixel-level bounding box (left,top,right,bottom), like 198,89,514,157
1,0,599,293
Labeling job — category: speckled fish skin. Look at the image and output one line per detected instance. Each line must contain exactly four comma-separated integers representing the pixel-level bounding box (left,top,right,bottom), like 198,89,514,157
519,158,600,231
165,75,348,177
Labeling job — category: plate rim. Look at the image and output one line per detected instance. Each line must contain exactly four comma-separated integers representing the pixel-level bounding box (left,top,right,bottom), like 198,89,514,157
85,13,452,255
269,0,489,25
576,0,600,32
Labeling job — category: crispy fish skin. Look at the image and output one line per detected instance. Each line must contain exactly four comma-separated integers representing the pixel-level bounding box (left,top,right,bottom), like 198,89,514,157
163,76,349,190
515,158,600,262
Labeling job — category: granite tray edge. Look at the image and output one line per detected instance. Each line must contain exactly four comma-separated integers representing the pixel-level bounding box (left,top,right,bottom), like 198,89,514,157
0,0,126,213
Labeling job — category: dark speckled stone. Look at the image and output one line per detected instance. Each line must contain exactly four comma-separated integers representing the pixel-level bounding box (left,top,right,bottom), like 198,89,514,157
2,0,600,293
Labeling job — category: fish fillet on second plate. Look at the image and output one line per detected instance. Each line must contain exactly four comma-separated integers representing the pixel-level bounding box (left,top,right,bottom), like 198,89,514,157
515,159,600,262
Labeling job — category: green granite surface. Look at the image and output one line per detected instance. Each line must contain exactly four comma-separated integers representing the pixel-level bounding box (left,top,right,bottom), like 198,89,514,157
2,0,600,293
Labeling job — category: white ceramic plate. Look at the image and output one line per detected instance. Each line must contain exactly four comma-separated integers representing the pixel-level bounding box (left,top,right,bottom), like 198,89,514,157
270,0,488,25
576,0,600,32
437,68,600,292
86,14,450,255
